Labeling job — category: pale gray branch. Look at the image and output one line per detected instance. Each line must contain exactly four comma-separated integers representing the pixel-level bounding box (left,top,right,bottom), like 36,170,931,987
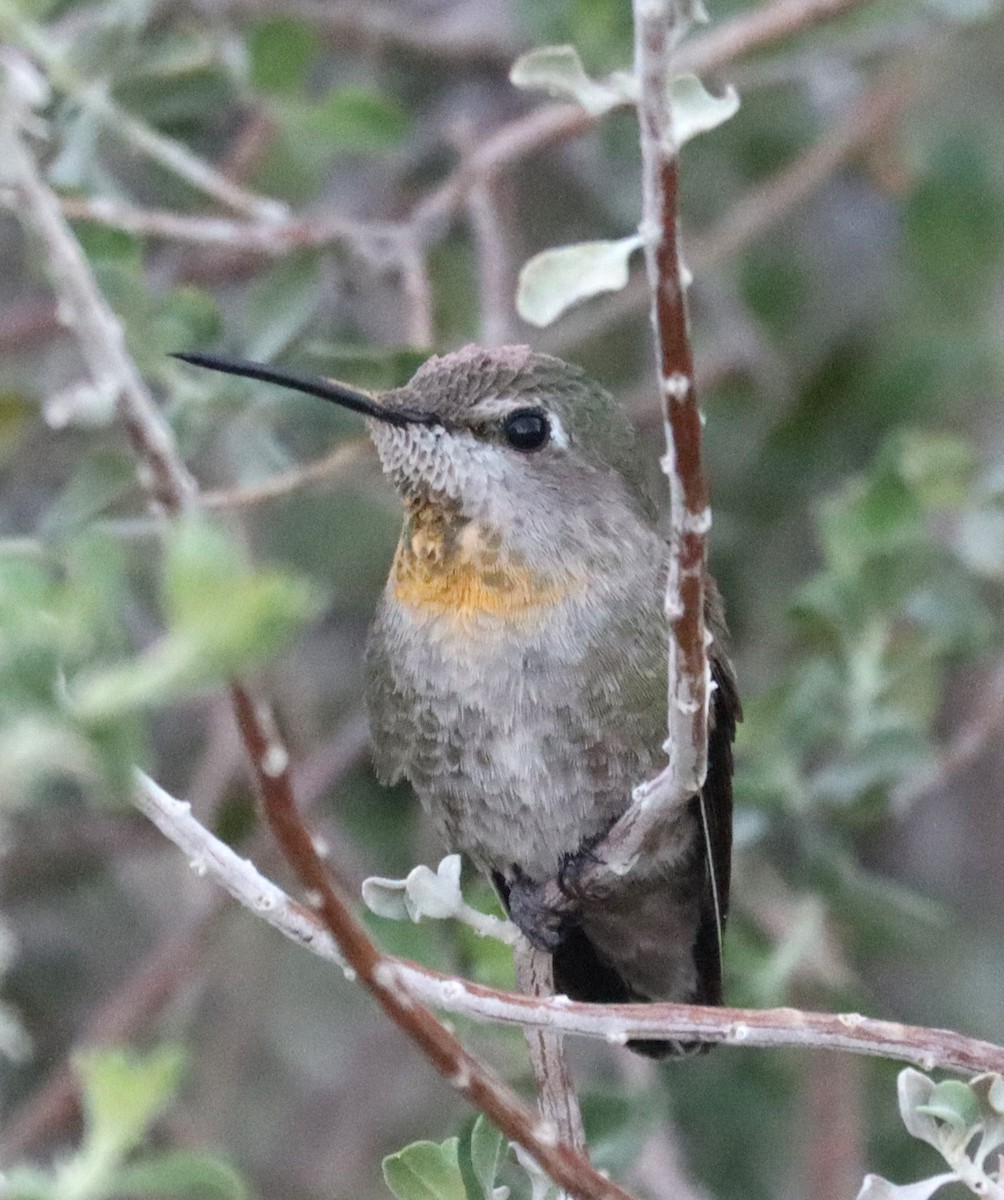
133,769,1004,1077
514,942,587,1155
0,51,197,512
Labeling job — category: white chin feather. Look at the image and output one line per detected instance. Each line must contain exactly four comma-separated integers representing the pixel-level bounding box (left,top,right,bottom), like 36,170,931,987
368,422,505,512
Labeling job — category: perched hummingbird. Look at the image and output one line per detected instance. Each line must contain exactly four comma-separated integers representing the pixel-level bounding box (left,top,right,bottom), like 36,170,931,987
176,344,739,1057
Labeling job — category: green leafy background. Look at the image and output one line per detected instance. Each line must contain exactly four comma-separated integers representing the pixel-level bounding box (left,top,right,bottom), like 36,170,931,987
1,1,1003,1198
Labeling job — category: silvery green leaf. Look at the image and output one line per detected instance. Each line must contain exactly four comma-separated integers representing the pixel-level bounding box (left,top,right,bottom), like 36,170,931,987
72,1046,187,1171
517,235,642,327
361,875,411,921
980,1074,1004,1115
436,853,462,892
898,1070,944,1149
967,1075,1004,1161
671,75,740,146
509,45,631,116
382,1138,466,1200
916,1081,982,1132
404,857,464,921
470,1117,509,1200
856,1172,959,1200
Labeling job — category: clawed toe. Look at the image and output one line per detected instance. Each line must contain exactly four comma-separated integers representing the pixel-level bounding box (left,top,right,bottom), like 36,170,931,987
505,868,576,953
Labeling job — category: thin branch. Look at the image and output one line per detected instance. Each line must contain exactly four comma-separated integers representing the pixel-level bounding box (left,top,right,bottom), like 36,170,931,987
58,194,400,263
0,51,197,513
585,0,711,880
200,438,373,510
467,175,516,347
223,689,637,1200
1,10,285,222
90,93,288,223
677,0,877,77
133,772,1004,1077
399,239,436,349
802,1051,865,1200
514,943,586,1155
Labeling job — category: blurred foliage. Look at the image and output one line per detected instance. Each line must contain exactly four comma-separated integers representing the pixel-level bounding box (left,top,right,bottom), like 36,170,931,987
1,0,1003,1199
3,1046,249,1200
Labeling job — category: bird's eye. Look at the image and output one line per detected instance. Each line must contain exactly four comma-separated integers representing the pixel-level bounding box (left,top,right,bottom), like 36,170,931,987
502,407,550,452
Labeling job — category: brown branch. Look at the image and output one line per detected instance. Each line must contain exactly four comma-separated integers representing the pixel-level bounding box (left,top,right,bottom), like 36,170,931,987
227,685,635,1200
802,1051,865,1200
581,0,710,877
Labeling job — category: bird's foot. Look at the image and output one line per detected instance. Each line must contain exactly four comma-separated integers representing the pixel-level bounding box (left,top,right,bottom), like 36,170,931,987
558,839,604,892
505,868,577,953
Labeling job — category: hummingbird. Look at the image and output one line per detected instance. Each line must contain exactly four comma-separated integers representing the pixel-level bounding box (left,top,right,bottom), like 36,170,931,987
176,344,739,1057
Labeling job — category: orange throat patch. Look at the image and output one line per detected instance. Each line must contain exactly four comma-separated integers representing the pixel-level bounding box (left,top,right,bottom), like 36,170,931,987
391,503,574,622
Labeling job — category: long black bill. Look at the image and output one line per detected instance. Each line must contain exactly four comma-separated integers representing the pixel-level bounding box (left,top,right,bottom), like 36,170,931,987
172,352,437,428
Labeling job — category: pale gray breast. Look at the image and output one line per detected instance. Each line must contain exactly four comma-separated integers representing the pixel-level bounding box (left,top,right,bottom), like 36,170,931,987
364,537,668,881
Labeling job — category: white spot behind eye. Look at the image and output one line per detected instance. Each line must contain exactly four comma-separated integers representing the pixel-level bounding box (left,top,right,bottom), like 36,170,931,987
547,412,569,449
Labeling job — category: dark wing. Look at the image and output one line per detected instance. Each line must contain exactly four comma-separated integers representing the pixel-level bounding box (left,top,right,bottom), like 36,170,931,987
690,592,741,1006
705,645,741,922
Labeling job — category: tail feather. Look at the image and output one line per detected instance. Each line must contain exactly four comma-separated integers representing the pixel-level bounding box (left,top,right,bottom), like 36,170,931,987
552,924,699,1059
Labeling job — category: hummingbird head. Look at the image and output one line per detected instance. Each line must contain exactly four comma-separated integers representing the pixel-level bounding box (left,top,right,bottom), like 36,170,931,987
175,345,656,537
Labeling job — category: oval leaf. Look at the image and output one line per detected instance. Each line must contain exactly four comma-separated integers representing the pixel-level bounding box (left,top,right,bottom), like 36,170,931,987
898,1070,943,1148
509,45,629,116
517,235,642,327
670,75,740,146
382,1138,466,1200
470,1117,507,1200
916,1080,982,1132
361,875,411,921
404,861,462,921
